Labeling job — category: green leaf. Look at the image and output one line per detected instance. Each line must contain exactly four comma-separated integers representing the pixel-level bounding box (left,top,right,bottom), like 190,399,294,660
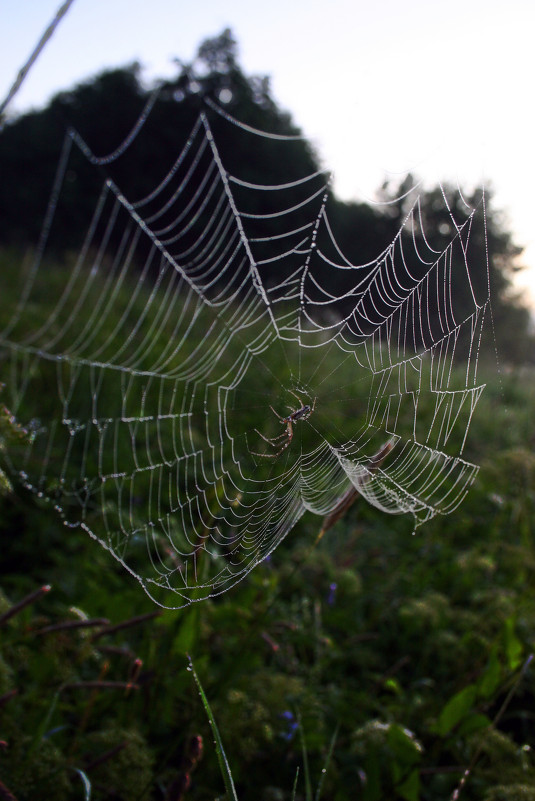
456,713,491,736
361,754,381,801
434,684,477,736
504,616,523,671
478,648,502,698
386,725,422,765
397,768,420,801
384,677,402,695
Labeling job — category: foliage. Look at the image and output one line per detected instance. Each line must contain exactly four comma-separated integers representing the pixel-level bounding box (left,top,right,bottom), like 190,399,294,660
1,297,535,797
1,27,535,800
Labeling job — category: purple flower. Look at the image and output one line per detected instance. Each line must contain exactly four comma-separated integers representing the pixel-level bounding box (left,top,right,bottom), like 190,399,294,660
327,582,337,605
279,710,298,741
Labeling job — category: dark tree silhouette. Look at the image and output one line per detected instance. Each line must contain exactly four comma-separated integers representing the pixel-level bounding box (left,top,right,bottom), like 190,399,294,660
0,29,531,362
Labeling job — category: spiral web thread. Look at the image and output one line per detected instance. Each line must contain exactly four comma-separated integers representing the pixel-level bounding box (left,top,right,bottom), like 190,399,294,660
0,99,489,607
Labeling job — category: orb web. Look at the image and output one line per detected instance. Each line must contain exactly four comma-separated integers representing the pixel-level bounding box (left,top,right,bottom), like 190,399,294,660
0,99,489,607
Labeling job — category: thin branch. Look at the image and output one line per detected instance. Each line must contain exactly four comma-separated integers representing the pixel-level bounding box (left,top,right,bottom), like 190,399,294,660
0,585,51,627
318,440,393,539
0,689,18,709
95,645,137,660
84,742,127,772
91,610,161,640
34,617,109,635
0,0,76,126
0,779,20,801
62,680,139,691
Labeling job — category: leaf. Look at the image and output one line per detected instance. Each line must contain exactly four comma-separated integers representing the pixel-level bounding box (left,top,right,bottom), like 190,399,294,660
456,713,491,736
478,648,501,698
397,768,420,801
386,725,422,765
504,616,523,671
434,684,477,736
361,754,381,801
384,677,402,695
390,728,422,801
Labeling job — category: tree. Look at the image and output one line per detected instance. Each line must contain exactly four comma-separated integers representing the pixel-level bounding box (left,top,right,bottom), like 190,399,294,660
379,177,533,363
0,30,320,254
0,30,531,362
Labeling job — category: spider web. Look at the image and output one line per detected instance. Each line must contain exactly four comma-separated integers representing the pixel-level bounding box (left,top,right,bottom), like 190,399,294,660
0,97,490,607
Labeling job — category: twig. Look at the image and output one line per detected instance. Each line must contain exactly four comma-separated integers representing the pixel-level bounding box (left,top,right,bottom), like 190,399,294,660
318,441,393,538
165,735,204,801
421,766,466,776
0,779,19,801
91,610,161,641
34,617,109,635
84,742,127,772
69,661,109,756
0,0,76,125
376,655,411,686
0,585,51,627
95,645,137,660
125,658,143,697
261,631,280,652
63,680,139,691
0,689,18,709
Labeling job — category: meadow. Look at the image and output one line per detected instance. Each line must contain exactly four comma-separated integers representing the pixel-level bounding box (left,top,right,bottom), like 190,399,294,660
1,247,535,801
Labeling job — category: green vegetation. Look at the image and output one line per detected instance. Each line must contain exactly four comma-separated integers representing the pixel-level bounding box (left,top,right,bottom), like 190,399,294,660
1,276,534,797
1,27,535,801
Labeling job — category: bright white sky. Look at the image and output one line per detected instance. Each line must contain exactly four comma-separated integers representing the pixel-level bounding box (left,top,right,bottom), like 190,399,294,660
2,0,534,304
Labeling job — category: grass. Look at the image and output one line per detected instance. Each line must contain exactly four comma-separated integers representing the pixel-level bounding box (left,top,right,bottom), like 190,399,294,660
1,248,535,799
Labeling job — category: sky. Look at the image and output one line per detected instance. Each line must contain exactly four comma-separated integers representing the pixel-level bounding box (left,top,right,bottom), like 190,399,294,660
2,0,534,304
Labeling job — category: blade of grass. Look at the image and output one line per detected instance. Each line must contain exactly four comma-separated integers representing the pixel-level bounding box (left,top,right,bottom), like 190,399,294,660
187,655,238,801
291,766,300,801
26,688,61,760
72,768,92,801
297,713,312,801
314,725,339,801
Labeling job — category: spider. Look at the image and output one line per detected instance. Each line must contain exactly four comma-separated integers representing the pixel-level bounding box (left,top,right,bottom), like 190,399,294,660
253,390,316,458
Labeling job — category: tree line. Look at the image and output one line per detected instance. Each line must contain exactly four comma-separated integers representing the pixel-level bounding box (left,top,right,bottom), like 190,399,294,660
0,28,531,363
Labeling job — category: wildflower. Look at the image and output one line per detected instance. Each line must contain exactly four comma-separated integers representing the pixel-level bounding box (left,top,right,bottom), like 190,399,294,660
327,582,337,606
279,710,298,742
